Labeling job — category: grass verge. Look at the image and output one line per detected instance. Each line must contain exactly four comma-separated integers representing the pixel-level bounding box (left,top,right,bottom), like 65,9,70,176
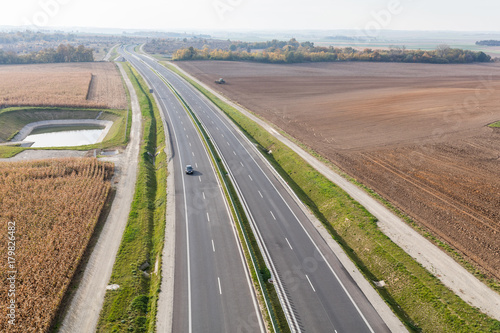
96,63,167,333
167,63,500,333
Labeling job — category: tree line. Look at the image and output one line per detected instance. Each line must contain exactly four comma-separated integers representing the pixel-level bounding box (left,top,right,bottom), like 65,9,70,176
476,40,500,46
0,31,75,44
0,44,94,64
172,39,491,64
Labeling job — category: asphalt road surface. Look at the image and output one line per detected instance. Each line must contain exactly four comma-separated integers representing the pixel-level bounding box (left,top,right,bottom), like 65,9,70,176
121,46,265,333
125,47,391,333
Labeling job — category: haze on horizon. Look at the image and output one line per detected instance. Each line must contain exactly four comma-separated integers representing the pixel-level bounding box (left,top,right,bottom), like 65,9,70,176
2,0,500,33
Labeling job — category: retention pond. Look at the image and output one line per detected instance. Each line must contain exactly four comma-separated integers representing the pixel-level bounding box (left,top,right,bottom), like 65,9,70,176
24,125,105,148
11,119,114,148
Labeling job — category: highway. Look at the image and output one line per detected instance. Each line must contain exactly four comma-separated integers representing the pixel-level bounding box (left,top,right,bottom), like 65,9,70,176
120,46,264,333
124,46,392,332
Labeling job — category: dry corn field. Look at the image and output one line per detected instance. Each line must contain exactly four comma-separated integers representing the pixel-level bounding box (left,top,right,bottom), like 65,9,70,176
0,62,127,109
0,158,114,332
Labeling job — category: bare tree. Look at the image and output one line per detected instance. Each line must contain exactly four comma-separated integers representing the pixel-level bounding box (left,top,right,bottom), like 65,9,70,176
436,44,451,57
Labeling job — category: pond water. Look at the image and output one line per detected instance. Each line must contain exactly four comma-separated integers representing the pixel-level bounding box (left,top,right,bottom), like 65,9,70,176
24,126,105,148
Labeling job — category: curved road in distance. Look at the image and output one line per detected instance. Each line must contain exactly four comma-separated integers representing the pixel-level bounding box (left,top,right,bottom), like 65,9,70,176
120,46,264,333
129,47,393,333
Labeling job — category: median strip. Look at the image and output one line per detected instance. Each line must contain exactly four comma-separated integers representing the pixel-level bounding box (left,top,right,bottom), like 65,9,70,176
149,65,290,333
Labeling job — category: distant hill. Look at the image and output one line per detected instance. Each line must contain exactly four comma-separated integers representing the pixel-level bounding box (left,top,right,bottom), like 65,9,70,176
476,40,500,46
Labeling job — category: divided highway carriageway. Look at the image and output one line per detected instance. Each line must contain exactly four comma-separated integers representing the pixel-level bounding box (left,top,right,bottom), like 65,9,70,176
123,45,391,333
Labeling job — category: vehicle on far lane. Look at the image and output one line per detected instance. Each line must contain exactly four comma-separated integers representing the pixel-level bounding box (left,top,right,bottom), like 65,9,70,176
185,164,193,174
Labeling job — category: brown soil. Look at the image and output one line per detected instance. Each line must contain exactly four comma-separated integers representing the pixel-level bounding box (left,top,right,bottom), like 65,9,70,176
0,62,127,109
178,60,500,280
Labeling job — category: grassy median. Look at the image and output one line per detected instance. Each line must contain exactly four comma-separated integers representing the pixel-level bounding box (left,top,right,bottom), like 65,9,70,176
166,63,500,333
97,63,167,333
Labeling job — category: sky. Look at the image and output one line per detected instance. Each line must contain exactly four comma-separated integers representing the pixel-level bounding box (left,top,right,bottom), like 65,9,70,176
2,0,500,32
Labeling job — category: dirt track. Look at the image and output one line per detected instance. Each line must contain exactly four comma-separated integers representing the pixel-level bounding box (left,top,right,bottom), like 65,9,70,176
177,60,500,280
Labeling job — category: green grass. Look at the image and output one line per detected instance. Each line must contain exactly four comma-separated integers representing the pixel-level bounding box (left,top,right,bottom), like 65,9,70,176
167,63,500,333
0,106,130,157
489,121,500,128
109,45,119,61
0,145,25,158
97,63,167,333
150,53,172,61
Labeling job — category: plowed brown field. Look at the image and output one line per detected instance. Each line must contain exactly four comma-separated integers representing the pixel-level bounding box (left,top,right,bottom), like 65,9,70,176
178,60,500,280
